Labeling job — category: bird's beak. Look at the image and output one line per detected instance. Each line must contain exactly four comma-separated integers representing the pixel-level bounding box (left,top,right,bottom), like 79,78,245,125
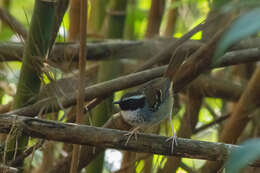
113,100,121,104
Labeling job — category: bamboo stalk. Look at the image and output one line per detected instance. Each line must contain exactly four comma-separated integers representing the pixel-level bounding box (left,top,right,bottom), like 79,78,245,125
6,0,56,167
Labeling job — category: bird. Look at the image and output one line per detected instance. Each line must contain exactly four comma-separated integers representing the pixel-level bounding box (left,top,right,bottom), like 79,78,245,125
113,76,177,152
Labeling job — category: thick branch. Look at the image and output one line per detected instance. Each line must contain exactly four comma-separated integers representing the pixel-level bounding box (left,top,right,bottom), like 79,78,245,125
0,39,174,62
0,113,259,166
189,74,243,101
1,38,260,65
7,66,165,116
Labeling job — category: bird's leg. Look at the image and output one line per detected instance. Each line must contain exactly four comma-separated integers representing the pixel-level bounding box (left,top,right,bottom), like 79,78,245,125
166,113,178,153
124,126,140,146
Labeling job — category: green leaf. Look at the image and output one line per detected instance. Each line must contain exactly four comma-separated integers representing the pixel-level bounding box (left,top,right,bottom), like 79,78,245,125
225,139,260,173
214,8,260,64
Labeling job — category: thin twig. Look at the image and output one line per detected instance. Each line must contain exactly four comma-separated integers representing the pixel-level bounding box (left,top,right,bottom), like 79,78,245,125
0,8,27,39
203,101,219,119
193,114,230,134
9,139,44,166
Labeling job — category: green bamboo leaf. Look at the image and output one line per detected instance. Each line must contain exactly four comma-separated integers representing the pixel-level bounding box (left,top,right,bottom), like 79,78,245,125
225,139,260,173
214,8,260,64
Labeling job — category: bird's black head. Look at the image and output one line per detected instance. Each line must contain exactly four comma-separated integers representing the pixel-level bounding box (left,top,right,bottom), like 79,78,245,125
114,93,146,111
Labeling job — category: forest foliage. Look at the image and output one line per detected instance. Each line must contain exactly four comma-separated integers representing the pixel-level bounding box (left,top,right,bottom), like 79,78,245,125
1,0,260,173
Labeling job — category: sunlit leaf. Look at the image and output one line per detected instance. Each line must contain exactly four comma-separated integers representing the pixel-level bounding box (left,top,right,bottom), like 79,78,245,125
136,160,144,173
214,8,260,64
225,139,260,173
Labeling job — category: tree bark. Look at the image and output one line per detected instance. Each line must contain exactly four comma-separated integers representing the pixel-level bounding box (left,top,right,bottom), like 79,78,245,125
1,113,260,166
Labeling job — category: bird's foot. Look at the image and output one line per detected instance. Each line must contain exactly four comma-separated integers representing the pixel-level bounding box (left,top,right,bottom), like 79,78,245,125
166,133,178,153
124,127,140,146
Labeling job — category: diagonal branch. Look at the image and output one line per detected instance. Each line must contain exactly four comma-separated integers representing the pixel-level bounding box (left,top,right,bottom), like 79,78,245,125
6,55,246,118
6,66,165,116
0,8,27,39
5,61,244,117
137,15,216,72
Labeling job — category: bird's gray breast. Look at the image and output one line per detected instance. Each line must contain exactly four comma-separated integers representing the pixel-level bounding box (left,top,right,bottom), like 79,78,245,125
121,109,146,126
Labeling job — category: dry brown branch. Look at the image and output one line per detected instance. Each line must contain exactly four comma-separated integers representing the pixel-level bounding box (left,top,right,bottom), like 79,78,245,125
213,48,260,68
145,0,165,38
1,39,260,67
162,0,179,37
137,20,208,72
48,112,131,173
70,0,87,172
0,39,173,62
6,67,243,119
7,66,165,116
1,113,260,167
68,0,81,41
189,74,244,101
172,18,233,92
48,113,131,173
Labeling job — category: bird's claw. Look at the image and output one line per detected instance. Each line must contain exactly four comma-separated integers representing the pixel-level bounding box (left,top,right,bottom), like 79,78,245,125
124,127,140,146
166,133,178,153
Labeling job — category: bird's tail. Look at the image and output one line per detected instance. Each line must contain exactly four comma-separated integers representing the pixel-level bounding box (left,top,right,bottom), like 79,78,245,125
163,54,184,83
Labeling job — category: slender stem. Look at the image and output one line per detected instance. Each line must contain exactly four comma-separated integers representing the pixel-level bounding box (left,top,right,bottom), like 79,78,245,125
70,0,88,172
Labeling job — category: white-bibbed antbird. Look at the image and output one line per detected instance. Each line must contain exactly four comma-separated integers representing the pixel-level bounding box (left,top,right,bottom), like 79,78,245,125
114,62,179,152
